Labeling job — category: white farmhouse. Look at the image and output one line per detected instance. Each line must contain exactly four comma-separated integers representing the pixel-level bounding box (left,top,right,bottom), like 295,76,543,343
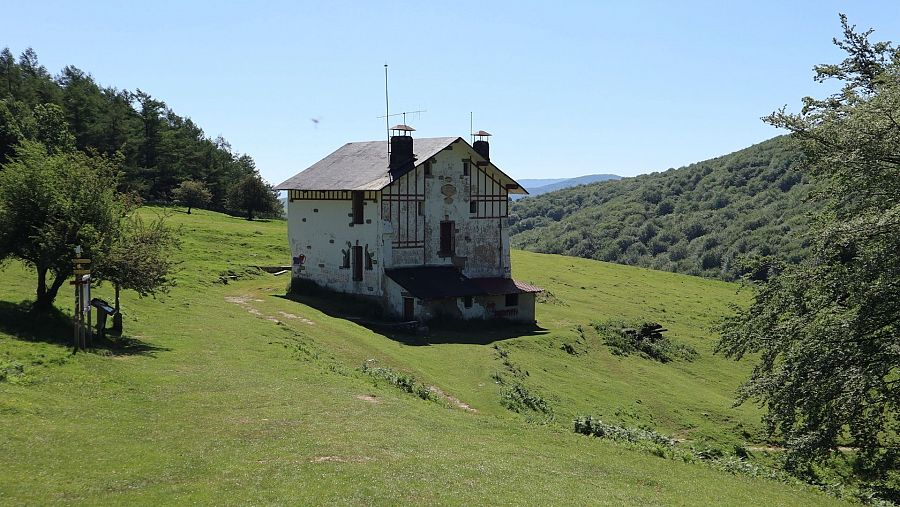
275,126,542,322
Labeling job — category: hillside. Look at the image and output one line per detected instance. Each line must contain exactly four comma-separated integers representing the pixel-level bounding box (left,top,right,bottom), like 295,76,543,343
510,136,817,280
0,47,258,206
0,209,843,505
512,173,622,200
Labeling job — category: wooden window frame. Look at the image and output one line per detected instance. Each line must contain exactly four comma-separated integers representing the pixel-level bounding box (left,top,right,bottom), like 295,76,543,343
469,166,509,219
352,191,364,224
381,167,425,249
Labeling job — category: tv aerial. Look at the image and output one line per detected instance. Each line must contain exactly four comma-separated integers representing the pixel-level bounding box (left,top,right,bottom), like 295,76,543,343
378,64,426,155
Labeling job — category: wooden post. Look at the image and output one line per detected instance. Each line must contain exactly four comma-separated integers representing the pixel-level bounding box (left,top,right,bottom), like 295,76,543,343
73,279,79,352
72,255,91,352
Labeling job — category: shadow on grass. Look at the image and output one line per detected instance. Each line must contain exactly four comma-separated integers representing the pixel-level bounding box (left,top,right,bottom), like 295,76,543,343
275,288,548,347
0,300,169,357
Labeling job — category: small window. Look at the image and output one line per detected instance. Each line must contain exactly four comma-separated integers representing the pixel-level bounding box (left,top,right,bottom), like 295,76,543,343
463,161,470,176
463,296,473,308
352,191,364,224
424,161,432,176
470,200,477,214
505,293,519,307
417,201,424,216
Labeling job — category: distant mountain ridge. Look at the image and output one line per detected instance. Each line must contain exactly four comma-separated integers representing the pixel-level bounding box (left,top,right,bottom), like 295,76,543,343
513,174,622,200
509,136,817,280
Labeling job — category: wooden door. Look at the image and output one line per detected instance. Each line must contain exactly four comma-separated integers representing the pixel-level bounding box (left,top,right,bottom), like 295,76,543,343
403,297,414,321
352,245,363,281
439,221,454,256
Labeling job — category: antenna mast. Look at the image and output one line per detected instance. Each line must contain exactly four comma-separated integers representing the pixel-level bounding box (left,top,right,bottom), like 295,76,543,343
470,112,474,144
384,64,390,157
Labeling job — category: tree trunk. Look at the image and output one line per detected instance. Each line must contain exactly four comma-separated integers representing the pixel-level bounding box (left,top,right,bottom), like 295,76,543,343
111,284,123,335
247,207,254,220
35,270,67,310
187,206,192,214
35,266,48,308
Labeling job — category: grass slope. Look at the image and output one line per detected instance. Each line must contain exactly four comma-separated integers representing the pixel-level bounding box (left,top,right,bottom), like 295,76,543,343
0,208,842,505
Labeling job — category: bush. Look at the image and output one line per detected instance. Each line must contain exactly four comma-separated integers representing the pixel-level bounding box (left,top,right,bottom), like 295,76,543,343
592,319,698,363
573,416,674,446
0,360,24,382
500,383,552,415
360,361,439,402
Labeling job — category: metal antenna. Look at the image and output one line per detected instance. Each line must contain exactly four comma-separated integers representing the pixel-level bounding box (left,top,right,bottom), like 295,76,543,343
378,110,427,123
378,65,425,155
384,64,389,157
470,112,473,144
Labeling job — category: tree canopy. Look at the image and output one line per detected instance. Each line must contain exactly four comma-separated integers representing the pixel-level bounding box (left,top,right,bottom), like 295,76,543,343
172,179,212,214
228,172,281,220
94,212,180,332
509,136,814,280
0,141,123,308
0,47,258,207
718,15,899,499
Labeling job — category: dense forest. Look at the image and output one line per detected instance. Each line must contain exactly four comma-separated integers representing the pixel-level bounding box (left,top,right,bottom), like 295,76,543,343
509,136,818,280
0,47,264,209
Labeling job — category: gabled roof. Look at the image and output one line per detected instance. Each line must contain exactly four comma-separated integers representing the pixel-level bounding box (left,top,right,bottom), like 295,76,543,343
275,136,527,194
385,266,542,301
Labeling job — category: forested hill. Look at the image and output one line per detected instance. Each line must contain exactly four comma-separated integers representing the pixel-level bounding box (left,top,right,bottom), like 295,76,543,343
509,136,818,280
0,47,256,206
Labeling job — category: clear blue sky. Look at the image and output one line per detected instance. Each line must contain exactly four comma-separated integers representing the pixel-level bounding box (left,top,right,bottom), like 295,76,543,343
4,1,898,184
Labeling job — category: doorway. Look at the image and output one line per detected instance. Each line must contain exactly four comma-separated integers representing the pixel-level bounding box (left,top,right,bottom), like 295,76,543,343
403,297,415,321
352,245,363,281
439,221,454,256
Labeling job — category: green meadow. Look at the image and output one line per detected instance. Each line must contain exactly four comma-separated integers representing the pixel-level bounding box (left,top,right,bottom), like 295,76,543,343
0,208,843,505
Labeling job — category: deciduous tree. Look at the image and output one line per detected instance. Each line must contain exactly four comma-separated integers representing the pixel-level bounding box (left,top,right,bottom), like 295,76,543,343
228,171,280,220
172,179,211,214
718,15,899,495
0,141,124,309
94,212,180,333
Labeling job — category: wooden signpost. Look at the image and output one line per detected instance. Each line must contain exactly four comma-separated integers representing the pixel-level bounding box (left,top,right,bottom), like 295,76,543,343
71,248,92,351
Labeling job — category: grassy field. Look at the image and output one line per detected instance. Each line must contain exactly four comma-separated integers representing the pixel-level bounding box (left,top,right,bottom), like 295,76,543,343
0,208,844,505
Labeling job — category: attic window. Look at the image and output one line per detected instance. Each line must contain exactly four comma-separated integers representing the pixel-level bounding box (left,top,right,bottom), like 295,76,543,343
505,293,519,307
463,296,473,308
463,161,470,176
424,161,432,177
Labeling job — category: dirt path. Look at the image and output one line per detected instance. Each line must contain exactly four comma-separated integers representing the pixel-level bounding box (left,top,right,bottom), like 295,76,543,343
429,386,477,412
225,295,314,325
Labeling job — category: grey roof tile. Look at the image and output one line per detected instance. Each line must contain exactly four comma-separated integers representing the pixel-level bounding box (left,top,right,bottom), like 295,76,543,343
275,136,527,194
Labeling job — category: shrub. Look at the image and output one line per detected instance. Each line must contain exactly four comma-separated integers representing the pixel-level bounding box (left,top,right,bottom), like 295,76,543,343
500,383,552,415
592,319,698,363
360,361,439,402
0,360,24,382
573,416,674,446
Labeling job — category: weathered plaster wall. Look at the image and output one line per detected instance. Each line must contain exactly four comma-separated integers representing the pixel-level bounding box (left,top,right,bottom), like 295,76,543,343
384,139,511,278
482,293,536,322
287,197,383,296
